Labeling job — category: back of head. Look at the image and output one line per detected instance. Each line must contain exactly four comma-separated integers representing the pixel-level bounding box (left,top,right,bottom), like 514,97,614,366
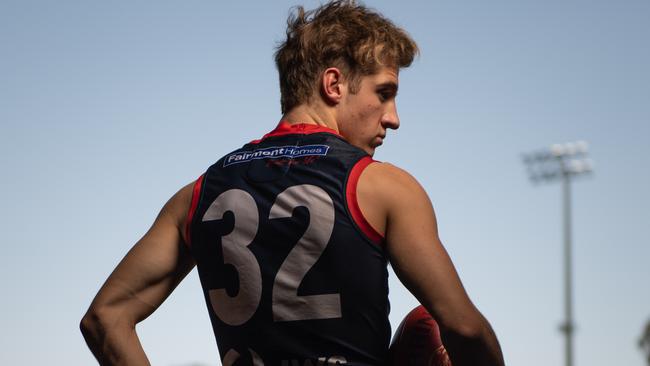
275,0,419,114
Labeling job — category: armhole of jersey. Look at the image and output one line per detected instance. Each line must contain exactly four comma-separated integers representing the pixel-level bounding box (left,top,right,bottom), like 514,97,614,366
345,156,384,247
185,174,205,249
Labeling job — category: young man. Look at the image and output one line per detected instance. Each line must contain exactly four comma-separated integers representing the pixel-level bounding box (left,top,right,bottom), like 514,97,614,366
81,1,505,365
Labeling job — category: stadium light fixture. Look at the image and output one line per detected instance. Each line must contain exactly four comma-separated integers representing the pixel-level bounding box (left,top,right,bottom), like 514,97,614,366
522,141,593,366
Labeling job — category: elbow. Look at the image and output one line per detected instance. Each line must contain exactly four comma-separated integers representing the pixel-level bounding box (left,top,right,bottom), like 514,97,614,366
80,305,125,342
438,312,488,341
447,320,485,341
437,311,505,366
80,307,104,342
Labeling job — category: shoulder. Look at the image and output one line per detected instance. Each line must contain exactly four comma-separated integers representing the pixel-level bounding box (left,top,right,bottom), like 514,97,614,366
156,180,197,243
364,161,418,181
360,161,430,203
356,161,435,238
164,182,195,218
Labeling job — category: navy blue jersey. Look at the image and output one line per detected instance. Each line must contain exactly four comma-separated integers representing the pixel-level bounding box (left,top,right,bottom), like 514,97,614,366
186,122,391,366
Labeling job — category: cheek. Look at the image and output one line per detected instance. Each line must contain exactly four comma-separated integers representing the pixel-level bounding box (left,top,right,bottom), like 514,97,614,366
354,102,381,121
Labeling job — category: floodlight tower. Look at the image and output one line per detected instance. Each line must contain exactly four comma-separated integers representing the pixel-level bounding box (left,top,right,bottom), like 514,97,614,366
522,141,593,366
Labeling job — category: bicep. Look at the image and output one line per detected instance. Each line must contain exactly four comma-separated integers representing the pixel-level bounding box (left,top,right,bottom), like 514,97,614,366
89,183,196,324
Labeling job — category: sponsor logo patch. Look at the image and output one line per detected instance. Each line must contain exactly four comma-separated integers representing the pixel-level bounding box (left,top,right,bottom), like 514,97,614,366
224,145,330,167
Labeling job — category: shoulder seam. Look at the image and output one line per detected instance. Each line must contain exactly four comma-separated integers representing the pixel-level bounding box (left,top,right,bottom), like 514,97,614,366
184,174,206,248
344,156,384,247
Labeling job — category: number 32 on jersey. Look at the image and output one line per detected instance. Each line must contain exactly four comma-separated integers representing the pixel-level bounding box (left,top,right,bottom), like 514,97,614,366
201,184,342,326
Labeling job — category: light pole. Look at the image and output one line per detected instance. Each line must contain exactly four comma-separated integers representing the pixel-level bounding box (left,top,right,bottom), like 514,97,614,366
522,141,593,366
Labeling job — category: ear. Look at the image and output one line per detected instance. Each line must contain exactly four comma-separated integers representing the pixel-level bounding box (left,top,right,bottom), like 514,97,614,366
321,67,345,105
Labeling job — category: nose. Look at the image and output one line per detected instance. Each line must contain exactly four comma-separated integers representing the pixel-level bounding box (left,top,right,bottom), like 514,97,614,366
381,104,400,130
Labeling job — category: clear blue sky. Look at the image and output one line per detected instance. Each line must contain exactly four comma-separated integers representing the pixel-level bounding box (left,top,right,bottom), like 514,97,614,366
1,0,649,365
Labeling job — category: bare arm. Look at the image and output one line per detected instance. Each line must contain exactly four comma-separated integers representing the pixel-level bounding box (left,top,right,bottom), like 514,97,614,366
80,182,197,365
358,162,505,366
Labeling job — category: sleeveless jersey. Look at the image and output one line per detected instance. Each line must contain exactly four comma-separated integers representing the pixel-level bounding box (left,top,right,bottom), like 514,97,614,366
186,122,391,366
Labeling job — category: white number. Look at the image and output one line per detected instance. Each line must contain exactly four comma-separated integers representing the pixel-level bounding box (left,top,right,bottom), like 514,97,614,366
202,189,262,326
270,184,340,321
202,184,341,325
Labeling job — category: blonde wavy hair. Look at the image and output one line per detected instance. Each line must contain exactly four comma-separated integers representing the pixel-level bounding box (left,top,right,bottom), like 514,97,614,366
274,0,419,113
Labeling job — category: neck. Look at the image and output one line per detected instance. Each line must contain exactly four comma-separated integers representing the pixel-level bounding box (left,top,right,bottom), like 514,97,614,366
281,103,339,132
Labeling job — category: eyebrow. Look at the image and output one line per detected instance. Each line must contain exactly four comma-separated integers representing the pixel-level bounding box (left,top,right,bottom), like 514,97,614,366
377,81,398,93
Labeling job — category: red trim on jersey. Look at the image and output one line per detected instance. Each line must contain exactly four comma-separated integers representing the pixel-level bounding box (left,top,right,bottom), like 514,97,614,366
346,156,384,246
185,174,205,248
250,121,341,144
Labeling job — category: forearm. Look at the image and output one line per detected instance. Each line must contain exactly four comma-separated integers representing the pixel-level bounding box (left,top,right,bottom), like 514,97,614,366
81,313,150,366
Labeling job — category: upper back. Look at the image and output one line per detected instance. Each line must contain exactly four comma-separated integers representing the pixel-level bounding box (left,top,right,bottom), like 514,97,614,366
186,123,392,365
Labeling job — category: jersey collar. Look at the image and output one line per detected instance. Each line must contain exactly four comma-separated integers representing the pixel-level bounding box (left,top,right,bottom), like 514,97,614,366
251,121,341,144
